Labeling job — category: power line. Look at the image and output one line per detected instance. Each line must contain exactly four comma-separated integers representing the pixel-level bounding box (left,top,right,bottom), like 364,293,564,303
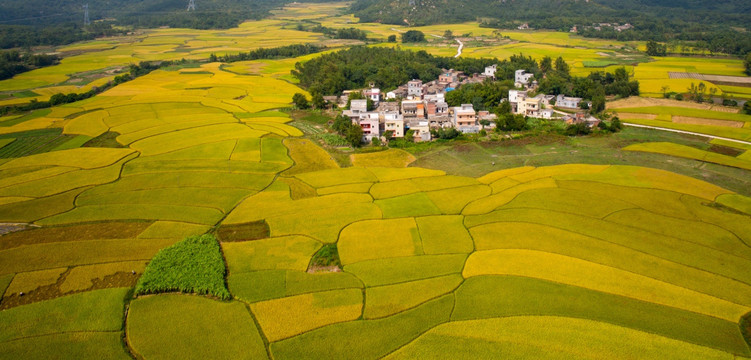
83,4,90,26
187,0,196,11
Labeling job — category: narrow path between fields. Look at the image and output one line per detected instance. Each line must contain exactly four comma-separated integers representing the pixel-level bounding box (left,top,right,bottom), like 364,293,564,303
623,122,751,146
454,39,463,58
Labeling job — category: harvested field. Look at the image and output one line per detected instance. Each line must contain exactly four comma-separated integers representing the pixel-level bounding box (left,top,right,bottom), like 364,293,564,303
672,116,745,128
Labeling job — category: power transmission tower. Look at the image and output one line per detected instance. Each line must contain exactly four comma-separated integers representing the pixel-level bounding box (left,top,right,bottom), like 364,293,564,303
83,4,90,26
187,0,196,11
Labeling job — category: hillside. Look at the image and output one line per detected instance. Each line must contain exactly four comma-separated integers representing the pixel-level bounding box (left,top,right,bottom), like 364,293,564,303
350,0,751,54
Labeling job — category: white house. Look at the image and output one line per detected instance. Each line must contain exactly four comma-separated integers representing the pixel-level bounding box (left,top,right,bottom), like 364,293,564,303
484,64,497,78
408,79,424,98
556,94,583,109
451,104,479,133
514,70,534,88
364,87,381,104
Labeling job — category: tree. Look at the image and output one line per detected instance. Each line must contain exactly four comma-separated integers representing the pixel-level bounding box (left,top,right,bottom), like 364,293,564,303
539,56,552,74
564,122,591,136
402,30,426,43
646,41,667,56
610,117,622,132
660,85,670,98
332,114,351,133
345,123,363,147
745,53,751,76
591,96,605,113
312,92,326,109
292,93,310,109
743,102,751,115
404,129,415,142
387,35,397,42
371,136,381,147
554,57,570,77
443,30,454,39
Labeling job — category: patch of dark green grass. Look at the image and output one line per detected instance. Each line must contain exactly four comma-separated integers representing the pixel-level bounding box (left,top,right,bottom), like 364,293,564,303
0,128,74,159
11,90,40,98
309,243,341,268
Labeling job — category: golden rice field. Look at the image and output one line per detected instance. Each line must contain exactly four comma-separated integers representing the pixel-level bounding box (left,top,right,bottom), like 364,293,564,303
1,2,751,359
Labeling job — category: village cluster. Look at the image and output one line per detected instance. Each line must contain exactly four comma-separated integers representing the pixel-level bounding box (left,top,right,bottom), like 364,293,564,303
326,65,594,143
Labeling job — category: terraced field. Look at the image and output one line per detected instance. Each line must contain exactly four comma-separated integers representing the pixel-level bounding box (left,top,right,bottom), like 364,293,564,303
1,2,751,359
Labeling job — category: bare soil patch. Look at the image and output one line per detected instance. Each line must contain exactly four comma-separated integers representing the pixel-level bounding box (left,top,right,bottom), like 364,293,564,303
608,97,710,110
672,116,745,128
616,113,658,120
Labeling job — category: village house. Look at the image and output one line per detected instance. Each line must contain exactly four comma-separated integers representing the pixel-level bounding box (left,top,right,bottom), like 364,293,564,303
483,64,497,78
353,112,380,142
451,104,479,133
350,99,368,112
556,94,583,109
363,86,381,104
383,111,404,138
408,79,424,99
514,69,535,88
409,121,432,142
438,69,461,84
402,99,425,118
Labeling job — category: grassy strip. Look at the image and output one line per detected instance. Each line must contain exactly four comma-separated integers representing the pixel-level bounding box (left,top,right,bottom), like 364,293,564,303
135,234,230,300
624,142,751,171
270,294,454,360
216,220,270,242
127,295,267,360
452,276,750,356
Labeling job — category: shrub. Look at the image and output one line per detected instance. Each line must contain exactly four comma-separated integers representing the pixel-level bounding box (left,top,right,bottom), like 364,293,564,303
134,234,230,300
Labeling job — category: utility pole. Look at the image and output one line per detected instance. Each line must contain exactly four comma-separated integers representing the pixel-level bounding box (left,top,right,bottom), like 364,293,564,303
83,4,90,26
187,0,196,11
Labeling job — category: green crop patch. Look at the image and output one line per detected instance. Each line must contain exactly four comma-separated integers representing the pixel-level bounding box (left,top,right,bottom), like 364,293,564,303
137,221,210,239
453,276,750,356
386,317,736,360
217,220,271,242
135,234,230,300
0,288,128,342
425,185,491,214
416,215,474,254
364,274,463,319
270,295,454,360
343,254,468,287
375,192,442,218
127,295,267,360
229,270,287,303
38,203,225,225
469,221,751,308
0,332,131,360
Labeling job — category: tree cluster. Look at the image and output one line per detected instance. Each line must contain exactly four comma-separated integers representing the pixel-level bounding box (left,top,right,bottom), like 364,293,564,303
331,114,363,147
402,30,426,43
209,44,325,63
292,47,537,96
745,53,751,76
0,50,59,80
646,41,667,56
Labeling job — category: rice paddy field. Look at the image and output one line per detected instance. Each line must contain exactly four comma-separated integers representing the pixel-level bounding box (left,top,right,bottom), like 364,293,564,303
1,2,751,359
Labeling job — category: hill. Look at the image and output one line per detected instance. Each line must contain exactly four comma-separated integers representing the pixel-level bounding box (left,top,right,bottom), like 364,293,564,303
350,0,751,55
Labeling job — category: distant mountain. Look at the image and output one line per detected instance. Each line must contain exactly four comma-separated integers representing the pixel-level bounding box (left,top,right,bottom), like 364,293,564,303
0,0,344,29
350,0,751,31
